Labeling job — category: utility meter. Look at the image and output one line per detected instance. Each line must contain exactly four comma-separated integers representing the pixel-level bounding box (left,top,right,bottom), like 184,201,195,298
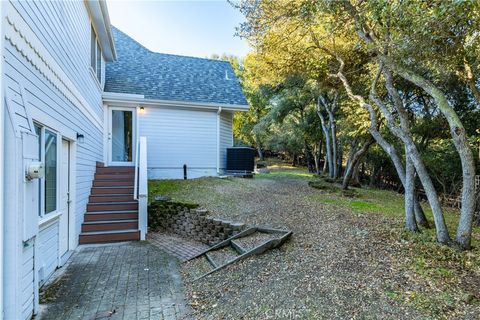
26,162,44,180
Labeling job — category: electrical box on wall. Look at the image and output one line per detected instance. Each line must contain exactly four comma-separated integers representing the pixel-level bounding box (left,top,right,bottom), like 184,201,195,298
26,161,44,180
22,131,40,241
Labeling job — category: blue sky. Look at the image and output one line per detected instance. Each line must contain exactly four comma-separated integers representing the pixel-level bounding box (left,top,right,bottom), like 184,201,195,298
106,0,250,59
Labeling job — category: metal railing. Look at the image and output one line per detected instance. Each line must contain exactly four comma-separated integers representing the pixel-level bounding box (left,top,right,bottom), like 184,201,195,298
134,136,148,240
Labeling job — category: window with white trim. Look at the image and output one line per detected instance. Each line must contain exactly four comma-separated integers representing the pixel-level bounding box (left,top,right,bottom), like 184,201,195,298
34,123,58,217
91,26,102,83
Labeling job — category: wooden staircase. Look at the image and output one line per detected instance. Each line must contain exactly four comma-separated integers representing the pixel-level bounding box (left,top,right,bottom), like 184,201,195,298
79,163,140,244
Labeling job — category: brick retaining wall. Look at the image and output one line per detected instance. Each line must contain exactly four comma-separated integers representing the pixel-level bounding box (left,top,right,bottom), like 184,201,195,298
148,200,245,246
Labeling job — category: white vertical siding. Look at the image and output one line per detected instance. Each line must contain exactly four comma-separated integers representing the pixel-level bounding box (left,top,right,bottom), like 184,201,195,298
21,243,34,320
219,111,233,171
139,106,218,179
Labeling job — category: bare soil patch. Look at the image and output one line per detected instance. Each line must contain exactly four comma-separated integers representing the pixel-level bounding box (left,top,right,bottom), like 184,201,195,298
151,168,480,319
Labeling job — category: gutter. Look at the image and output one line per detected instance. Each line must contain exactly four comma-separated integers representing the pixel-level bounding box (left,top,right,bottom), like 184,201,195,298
102,92,249,112
216,107,222,174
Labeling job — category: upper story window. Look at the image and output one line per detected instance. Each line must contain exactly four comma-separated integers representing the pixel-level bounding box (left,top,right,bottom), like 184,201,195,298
91,26,102,83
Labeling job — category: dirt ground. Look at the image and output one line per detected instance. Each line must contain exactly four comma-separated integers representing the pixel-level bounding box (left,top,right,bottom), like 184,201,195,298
151,168,480,320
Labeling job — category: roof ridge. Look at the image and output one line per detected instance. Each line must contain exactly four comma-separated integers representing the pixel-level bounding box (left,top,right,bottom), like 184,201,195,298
111,26,232,64
111,25,151,52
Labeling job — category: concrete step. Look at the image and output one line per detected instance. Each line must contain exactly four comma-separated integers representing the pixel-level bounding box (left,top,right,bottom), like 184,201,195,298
89,194,135,203
84,211,139,221
81,219,138,232
87,202,138,212
79,229,140,244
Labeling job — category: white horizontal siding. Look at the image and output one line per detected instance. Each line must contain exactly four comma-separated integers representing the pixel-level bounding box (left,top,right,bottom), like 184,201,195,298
139,106,218,179
4,41,103,240
38,222,59,284
3,2,104,319
9,0,104,119
219,111,233,170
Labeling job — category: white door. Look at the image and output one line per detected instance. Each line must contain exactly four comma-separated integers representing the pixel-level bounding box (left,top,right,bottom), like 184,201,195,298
108,107,136,166
58,139,70,258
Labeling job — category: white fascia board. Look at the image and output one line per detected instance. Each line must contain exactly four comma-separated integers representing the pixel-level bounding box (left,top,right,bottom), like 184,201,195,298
0,1,4,317
85,0,116,61
102,92,250,112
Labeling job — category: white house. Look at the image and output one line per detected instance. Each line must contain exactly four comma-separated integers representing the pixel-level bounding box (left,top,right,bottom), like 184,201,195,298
0,1,248,319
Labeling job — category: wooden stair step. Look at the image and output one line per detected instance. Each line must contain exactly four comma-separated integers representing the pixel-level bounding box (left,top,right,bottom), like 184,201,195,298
95,166,135,174
93,180,134,187
89,195,135,202
87,202,138,212
81,219,138,232
84,211,138,221
91,187,134,195
79,229,140,244
94,173,134,180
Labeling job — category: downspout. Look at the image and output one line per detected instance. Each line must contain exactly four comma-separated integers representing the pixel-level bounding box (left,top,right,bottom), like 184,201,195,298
216,107,222,174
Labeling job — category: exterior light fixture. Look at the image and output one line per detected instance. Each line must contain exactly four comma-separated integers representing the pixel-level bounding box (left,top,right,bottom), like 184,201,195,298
140,106,145,114
76,133,85,144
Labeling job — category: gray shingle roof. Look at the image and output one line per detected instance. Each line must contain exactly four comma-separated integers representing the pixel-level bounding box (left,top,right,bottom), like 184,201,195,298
105,27,248,107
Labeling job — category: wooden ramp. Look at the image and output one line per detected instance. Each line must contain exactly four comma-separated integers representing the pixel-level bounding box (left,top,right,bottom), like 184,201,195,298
188,227,292,280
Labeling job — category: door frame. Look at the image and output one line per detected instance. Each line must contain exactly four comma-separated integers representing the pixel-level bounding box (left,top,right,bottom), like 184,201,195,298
107,106,137,166
59,137,76,266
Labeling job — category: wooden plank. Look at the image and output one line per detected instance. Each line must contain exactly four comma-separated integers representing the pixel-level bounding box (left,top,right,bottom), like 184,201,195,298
192,227,293,281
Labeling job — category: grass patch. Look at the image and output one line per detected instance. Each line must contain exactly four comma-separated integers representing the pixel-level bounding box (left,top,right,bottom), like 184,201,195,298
148,179,182,196
257,170,314,179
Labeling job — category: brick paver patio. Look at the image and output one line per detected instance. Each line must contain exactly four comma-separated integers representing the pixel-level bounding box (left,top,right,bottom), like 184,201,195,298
148,232,210,261
39,242,190,320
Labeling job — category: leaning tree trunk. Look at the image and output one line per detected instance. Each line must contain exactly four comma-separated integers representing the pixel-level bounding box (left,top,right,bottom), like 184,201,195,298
327,107,338,179
369,67,450,244
351,160,362,187
346,2,473,249
316,98,334,178
332,61,433,233
345,139,359,180
342,137,374,190
405,152,419,232
254,134,264,161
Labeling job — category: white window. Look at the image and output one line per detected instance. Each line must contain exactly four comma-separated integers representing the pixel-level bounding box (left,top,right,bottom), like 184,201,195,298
91,26,102,83
34,123,58,217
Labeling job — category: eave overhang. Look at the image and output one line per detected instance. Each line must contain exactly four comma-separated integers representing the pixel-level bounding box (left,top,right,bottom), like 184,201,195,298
85,0,117,61
102,92,250,112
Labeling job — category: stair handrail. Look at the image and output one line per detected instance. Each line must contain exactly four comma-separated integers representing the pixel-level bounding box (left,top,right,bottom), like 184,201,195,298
137,136,148,240
134,139,139,200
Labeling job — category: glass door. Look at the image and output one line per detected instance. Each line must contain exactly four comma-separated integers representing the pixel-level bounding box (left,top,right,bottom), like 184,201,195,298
108,107,136,166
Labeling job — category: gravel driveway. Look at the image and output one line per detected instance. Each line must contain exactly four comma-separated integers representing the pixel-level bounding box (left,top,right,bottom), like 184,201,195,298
170,172,425,319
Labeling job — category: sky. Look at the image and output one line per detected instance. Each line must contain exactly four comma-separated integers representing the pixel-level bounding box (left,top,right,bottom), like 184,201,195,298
106,0,251,59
